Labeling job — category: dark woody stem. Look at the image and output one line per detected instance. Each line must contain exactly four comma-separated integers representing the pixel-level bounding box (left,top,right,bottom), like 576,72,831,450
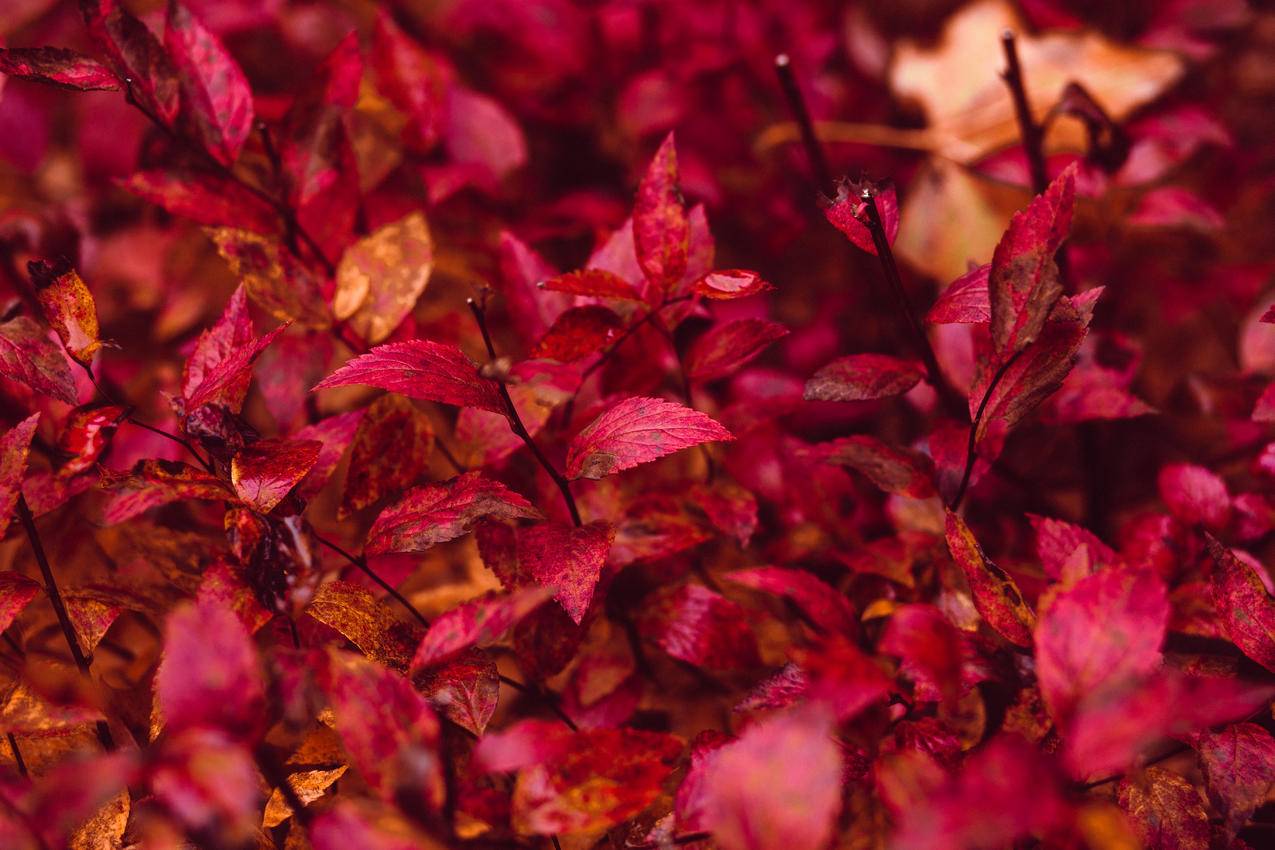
1000,31,1049,196
949,350,1023,512
774,53,833,194
468,298,583,527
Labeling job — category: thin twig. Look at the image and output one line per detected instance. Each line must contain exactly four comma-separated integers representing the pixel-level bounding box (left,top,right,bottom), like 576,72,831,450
1000,31,1048,196
434,437,467,474
859,189,966,418
774,54,833,194
82,365,214,473
468,298,583,527
314,532,430,629
6,733,27,778
16,495,115,752
498,674,578,732
949,351,1023,511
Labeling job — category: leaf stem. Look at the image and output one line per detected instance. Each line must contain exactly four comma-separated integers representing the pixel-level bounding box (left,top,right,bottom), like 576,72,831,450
497,674,578,732
15,494,115,751
468,298,583,527
774,54,833,194
6,733,27,778
313,532,430,628
858,189,966,418
948,351,1023,511
1000,31,1048,196
82,364,215,473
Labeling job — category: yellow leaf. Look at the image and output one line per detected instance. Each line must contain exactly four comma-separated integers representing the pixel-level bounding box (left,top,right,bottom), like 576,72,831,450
895,158,1013,283
335,211,434,344
210,229,331,329
889,0,1182,162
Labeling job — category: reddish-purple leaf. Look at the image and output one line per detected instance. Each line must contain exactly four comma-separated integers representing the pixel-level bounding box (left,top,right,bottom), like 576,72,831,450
313,340,506,415
1206,536,1275,672
1127,186,1225,231
510,728,683,836
0,571,40,633
701,704,842,850
230,438,321,513
444,85,527,185
566,396,732,479
945,511,1036,648
121,169,279,233
156,597,265,739
725,567,856,637
824,183,899,256
0,316,79,405
1117,767,1210,850
412,586,554,669
197,560,272,635
365,472,542,556
0,413,40,537
1159,463,1231,529
165,1,254,165
686,319,788,383
813,435,936,498
538,268,644,301
692,269,775,300
797,635,893,720
56,405,123,478
972,317,1088,444
989,164,1077,360
633,133,690,290
472,718,576,773
100,460,235,525
414,648,499,737
311,803,434,850
1034,566,1168,724
340,394,433,518
82,0,180,125
1028,513,1117,580
532,305,624,363
1192,722,1275,834
0,47,119,91
370,10,449,153
322,649,444,810
804,353,925,402
517,521,615,623
880,604,963,705
636,583,759,671
181,285,285,413
927,264,991,324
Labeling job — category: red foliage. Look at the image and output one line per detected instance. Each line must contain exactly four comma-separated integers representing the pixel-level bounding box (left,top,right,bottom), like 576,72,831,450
0,2,1272,848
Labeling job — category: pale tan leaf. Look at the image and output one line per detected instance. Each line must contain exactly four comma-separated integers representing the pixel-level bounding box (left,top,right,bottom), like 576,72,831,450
334,211,434,344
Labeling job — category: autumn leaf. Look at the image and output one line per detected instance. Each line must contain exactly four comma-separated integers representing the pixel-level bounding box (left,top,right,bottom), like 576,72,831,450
515,521,615,623
945,511,1036,647
230,438,321,513
414,648,499,736
313,340,506,415
636,583,759,671
100,460,235,525
122,169,280,233
365,472,542,556
692,269,775,300
813,435,937,498
0,571,41,634
1191,723,1275,835
566,396,732,479
927,264,991,324
164,0,254,166
0,413,40,537
634,132,690,291
0,316,79,405
804,353,925,402
1116,768,1210,850
725,567,857,636
988,165,1077,361
824,182,899,256
685,319,789,383
1205,536,1275,672
0,47,120,91
879,603,964,706
334,211,435,344
412,586,553,669
539,269,644,301
1028,513,1117,580
1160,464,1231,529
182,286,285,413
532,305,624,363
305,580,421,670
370,9,449,153
82,0,180,125
208,228,331,328
340,394,434,518
701,705,842,850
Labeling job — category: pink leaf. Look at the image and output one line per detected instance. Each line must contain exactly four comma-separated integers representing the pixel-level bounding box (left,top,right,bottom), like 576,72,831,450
539,268,644,301
165,1,254,165
804,353,925,402
686,319,788,383
230,438,321,513
636,583,759,671
0,570,41,633
412,586,554,669
365,472,542,556
945,511,1036,648
926,264,991,324
1206,535,1275,672
566,396,732,480
0,413,40,537
725,566,857,637
0,47,120,91
633,132,690,291
0,316,79,405
813,435,936,498
1159,463,1231,529
313,340,506,415
516,521,615,624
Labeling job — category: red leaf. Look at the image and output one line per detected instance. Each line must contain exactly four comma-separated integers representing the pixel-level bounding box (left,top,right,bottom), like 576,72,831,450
1159,463,1231,529
944,511,1036,647
510,728,683,836
1192,722,1275,834
472,718,576,773
100,460,235,525
370,10,449,153
322,649,444,809
989,164,1077,360
1028,513,1117,580
1127,186,1225,231
121,169,280,233
824,183,899,256
197,560,272,635
414,648,499,736
82,0,180,125
184,323,284,414
804,353,925,402
636,583,759,671
796,635,893,721
516,521,615,623
539,268,644,301
313,340,506,415
293,409,364,501
365,472,542,556
532,305,624,363
1034,566,1168,724
1206,536,1275,672
56,405,123,478
0,413,40,537
311,803,433,850
813,435,936,498
566,396,732,479
0,47,119,91
927,264,991,324
725,566,857,637
686,319,788,383
692,268,775,300
445,86,528,185
1117,767,1210,850
0,315,79,405
28,260,102,367
633,132,690,290
701,705,842,850
156,597,265,739
412,586,553,669
164,1,254,165
230,438,321,513
880,604,963,705
972,317,1088,444
0,571,41,633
